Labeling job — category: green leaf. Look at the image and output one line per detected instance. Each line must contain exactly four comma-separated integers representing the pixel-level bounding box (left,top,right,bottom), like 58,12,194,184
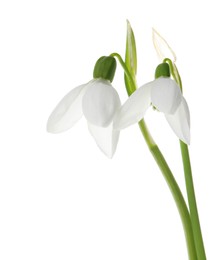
125,20,137,95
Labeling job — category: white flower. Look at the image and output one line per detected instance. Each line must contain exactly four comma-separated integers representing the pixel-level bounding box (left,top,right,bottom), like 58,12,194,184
114,77,190,144
47,78,121,158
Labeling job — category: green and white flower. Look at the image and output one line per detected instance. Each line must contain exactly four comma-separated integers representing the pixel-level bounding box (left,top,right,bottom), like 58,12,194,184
47,56,121,158
114,76,190,144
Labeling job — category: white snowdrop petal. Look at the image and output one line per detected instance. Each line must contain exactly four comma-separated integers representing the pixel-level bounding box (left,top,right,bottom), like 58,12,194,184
47,83,88,133
151,77,182,114
88,122,120,158
165,97,190,144
82,79,121,127
114,82,152,130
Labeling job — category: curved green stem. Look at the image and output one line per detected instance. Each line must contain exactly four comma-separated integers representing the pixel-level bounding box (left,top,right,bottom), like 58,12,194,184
165,58,206,260
110,52,136,95
163,58,182,92
113,52,197,259
139,120,197,260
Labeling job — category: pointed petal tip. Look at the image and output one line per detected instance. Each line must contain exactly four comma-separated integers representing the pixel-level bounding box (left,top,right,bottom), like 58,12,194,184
180,133,190,145
106,152,114,159
46,121,53,133
185,127,191,145
165,97,190,145
186,138,190,146
46,119,67,134
87,123,120,159
46,83,88,134
46,117,58,134
46,122,61,134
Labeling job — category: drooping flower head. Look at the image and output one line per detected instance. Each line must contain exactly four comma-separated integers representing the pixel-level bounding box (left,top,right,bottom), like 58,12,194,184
114,62,190,144
47,56,121,158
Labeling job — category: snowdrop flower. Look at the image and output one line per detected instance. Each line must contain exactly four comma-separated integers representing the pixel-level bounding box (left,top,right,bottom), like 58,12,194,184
114,63,190,144
47,56,121,158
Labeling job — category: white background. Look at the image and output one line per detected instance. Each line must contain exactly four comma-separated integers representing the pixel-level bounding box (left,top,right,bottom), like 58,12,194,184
0,0,220,259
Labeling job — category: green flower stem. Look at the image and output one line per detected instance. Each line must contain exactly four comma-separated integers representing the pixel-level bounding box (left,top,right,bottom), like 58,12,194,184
110,53,136,95
112,52,197,260
163,58,182,92
164,58,206,260
139,119,197,260
180,142,206,260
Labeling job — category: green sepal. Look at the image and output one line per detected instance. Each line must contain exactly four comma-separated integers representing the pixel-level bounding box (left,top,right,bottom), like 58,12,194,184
155,63,170,79
93,56,116,82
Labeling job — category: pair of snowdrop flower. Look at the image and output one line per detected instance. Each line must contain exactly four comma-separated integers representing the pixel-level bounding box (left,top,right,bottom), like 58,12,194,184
47,56,190,158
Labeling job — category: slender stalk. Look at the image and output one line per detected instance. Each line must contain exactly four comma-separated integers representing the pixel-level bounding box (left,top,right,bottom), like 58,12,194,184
180,141,206,260
139,120,197,260
165,58,206,260
113,52,198,259
110,52,136,95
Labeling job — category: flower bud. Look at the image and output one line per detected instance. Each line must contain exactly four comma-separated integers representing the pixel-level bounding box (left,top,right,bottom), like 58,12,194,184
155,62,170,79
93,56,117,82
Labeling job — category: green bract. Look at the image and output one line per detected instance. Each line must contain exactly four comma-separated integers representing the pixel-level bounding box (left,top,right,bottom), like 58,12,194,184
93,56,117,82
125,20,137,95
125,20,137,78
